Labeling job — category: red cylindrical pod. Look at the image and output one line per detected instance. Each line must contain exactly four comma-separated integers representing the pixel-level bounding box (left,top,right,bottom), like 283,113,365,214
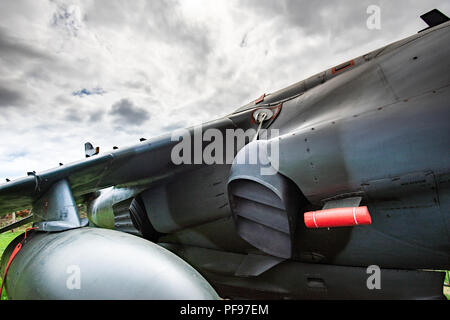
304,206,372,229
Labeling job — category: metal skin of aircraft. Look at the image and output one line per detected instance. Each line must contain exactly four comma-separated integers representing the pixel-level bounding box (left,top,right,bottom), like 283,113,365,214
0,10,449,300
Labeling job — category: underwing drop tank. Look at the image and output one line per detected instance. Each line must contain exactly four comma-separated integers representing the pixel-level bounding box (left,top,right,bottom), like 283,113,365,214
0,228,219,300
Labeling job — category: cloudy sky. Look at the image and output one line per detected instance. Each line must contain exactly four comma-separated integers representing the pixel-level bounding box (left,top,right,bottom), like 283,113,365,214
0,0,449,180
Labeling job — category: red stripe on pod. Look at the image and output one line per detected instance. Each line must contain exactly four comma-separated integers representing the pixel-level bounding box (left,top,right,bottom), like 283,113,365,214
0,227,37,296
304,206,372,228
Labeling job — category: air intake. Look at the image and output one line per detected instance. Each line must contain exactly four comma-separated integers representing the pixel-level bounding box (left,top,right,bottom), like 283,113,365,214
228,140,302,259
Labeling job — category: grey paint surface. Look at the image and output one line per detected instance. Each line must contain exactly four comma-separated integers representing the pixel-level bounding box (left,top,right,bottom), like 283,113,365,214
1,228,219,300
161,243,446,300
32,179,87,231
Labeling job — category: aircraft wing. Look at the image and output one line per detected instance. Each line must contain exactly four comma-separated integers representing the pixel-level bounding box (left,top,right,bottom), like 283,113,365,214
0,115,248,218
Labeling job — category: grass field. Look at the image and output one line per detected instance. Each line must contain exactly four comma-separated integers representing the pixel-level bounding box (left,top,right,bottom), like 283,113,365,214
0,230,448,300
444,271,449,299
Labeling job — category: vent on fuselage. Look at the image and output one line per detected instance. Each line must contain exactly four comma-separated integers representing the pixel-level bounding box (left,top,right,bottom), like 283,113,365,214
228,175,302,259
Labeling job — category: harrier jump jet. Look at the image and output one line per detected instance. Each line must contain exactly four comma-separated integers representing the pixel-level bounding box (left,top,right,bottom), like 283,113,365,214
1,9,449,299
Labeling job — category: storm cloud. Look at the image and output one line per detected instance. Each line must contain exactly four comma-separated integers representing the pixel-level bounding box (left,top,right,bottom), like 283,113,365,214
0,0,449,179
0,28,52,64
0,86,25,108
109,98,150,126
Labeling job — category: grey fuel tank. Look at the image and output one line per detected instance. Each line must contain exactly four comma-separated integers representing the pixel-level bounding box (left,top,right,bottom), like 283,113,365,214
1,228,219,300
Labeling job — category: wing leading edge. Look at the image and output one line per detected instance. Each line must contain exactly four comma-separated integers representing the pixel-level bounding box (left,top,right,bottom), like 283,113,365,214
0,116,242,218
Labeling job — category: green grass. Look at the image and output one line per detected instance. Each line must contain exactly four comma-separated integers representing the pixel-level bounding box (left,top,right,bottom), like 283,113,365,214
444,287,450,300
444,271,450,300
